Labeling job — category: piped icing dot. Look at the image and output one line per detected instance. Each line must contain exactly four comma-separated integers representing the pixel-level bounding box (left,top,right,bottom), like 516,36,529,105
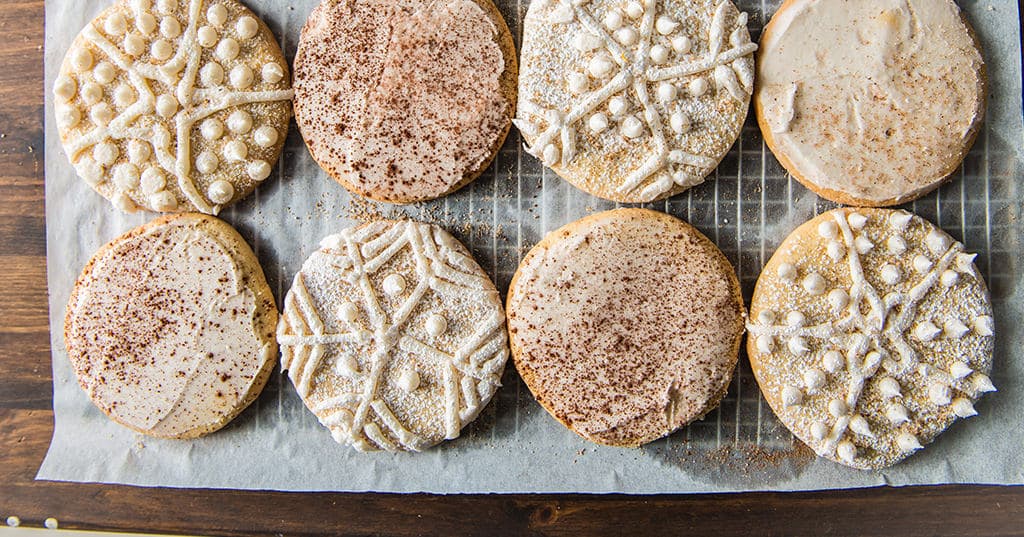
786,311,806,327
254,125,278,147
607,95,629,117
810,422,829,441
230,64,254,89
826,240,845,261
671,35,691,53
912,254,932,273
236,16,259,40
823,350,844,373
669,111,690,134
853,235,874,254
151,39,173,61
588,113,609,134
889,211,913,230
160,16,181,38
880,264,901,285
787,336,810,356
588,54,614,78
247,160,272,181
971,373,996,393
90,103,114,126
71,48,93,72
928,383,952,406
425,314,448,337
227,110,253,134
955,252,978,273
262,62,285,84
113,84,136,107
93,142,119,167
128,140,151,164
614,27,638,46
140,167,165,194
657,82,677,103
336,355,359,376
777,262,796,282
57,105,81,128
688,77,708,97
76,157,103,185
319,234,343,250
112,192,137,212
886,403,910,424
926,230,950,254
620,116,644,139
914,321,941,342
156,0,174,12
81,82,102,105
802,272,826,295
803,368,826,391
817,220,838,239
952,397,977,418
624,1,643,18
567,72,588,94
198,26,218,47
897,432,923,452
542,144,560,166
836,440,856,463
849,415,874,438
949,361,972,380
398,369,420,393
149,190,177,211
201,62,226,87
104,12,128,35
757,309,775,325
112,163,140,190
940,270,959,287
603,10,622,30
655,15,679,35
828,398,848,417
155,94,178,118
572,32,602,52
54,76,77,101
195,151,219,174
124,34,146,56
207,4,228,27
827,288,849,312
216,38,240,62
847,212,867,229
201,118,224,140
649,44,669,64
137,12,157,35
886,236,907,255
944,319,969,339
207,180,234,204
93,62,116,84
973,316,994,336
382,274,406,295
755,335,773,353
223,140,248,161
781,385,802,407
337,301,358,322
877,377,901,399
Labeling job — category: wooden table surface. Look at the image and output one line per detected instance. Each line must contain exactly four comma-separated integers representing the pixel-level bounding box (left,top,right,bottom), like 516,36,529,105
3,1,1022,535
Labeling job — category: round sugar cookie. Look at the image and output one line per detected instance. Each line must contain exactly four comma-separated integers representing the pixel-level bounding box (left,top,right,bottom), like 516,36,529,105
507,209,744,447
747,208,995,469
64,214,278,439
514,0,756,203
293,0,517,204
54,0,293,215
755,0,986,207
278,220,509,451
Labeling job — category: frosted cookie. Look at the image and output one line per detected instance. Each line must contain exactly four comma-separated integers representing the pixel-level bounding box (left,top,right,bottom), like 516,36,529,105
278,221,509,451
54,0,293,214
293,0,517,204
747,208,995,469
64,214,278,439
755,0,986,206
515,0,756,203
507,209,744,447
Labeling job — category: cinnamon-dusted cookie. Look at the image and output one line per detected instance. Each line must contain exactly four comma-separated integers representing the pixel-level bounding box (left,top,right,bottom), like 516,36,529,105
53,0,293,214
278,221,509,451
755,0,986,206
293,0,517,204
515,0,756,203
64,214,278,439
507,209,744,447
747,208,995,469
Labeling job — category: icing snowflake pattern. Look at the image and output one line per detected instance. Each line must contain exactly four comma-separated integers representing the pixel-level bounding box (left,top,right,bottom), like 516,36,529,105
278,221,508,452
514,0,756,201
748,210,996,468
54,0,293,214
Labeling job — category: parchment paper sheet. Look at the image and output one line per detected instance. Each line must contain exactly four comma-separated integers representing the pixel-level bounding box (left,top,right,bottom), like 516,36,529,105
39,0,1024,493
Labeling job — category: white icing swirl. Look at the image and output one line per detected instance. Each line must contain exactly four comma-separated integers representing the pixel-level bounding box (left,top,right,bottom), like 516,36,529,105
896,432,922,452
951,397,977,418
886,403,910,424
928,383,952,406
262,62,285,84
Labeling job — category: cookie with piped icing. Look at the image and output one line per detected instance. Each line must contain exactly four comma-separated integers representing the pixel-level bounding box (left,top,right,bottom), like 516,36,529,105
507,209,744,447
293,0,517,204
53,0,293,214
64,213,278,439
755,0,986,207
278,220,509,451
514,0,756,203
747,208,995,469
